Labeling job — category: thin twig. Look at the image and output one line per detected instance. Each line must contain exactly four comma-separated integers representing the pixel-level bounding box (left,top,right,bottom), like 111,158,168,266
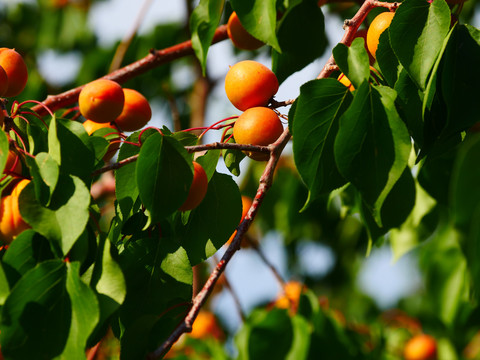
245,235,285,288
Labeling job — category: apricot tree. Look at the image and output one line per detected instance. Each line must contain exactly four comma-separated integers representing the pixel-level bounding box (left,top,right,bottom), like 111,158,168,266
0,0,479,359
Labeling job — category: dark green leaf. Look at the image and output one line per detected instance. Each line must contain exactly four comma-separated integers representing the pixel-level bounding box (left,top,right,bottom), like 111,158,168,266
26,152,59,206
190,0,225,74
180,172,241,265
334,84,411,225
0,131,9,175
136,133,193,222
389,0,450,90
272,0,326,83
291,79,351,209
0,260,70,360
376,30,399,87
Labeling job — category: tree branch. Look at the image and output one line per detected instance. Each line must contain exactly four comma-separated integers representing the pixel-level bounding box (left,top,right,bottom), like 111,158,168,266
32,25,229,116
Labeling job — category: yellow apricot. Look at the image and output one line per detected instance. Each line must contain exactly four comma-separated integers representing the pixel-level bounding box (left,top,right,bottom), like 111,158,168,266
227,12,264,51
0,48,28,97
0,179,30,243
113,88,152,132
366,12,395,59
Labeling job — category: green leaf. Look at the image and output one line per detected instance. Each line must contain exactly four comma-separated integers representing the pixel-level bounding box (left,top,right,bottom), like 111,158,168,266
236,309,294,360
2,231,54,288
190,0,225,75
334,84,411,225
389,0,451,90
136,133,193,223
0,130,9,175
231,0,280,51
376,30,400,87
291,79,351,210
286,316,310,360
19,174,91,255
95,237,126,305
196,149,220,181
451,134,480,230
272,0,326,83
48,114,61,164
0,263,9,306
179,172,242,265
26,152,60,206
61,262,99,359
333,37,370,89
0,260,70,360
441,25,480,134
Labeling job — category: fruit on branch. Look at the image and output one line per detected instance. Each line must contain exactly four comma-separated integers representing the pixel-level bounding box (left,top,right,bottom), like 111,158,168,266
404,334,438,360
79,79,125,124
0,48,28,97
225,60,279,111
0,179,30,243
353,29,376,64
178,161,208,212
227,11,264,51
190,311,223,340
233,107,283,161
83,120,120,162
113,88,152,132
366,11,395,59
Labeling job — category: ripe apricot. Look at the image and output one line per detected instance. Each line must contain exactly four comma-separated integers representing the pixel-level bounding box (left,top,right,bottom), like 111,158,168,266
227,12,264,51
366,12,395,59
337,73,355,91
178,161,208,212
0,179,30,243
404,334,438,360
274,281,304,314
113,88,152,132
233,107,283,161
78,79,124,124
83,120,120,162
190,311,223,340
225,60,279,111
0,48,28,97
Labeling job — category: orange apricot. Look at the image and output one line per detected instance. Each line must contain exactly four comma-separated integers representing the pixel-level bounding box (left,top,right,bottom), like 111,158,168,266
0,179,30,244
0,48,28,97
225,60,279,111
404,334,438,360
337,73,355,91
83,120,120,162
274,281,304,314
78,79,125,124
113,88,152,132
233,107,283,161
178,161,208,212
190,311,223,340
366,12,395,59
227,12,264,51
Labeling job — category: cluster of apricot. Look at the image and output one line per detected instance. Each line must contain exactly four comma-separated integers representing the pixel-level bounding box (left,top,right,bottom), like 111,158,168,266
78,79,152,161
0,48,31,244
224,60,284,161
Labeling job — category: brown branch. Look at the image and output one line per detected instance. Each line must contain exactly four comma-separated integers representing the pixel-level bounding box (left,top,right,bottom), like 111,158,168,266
317,0,400,79
32,25,229,116
146,127,292,360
